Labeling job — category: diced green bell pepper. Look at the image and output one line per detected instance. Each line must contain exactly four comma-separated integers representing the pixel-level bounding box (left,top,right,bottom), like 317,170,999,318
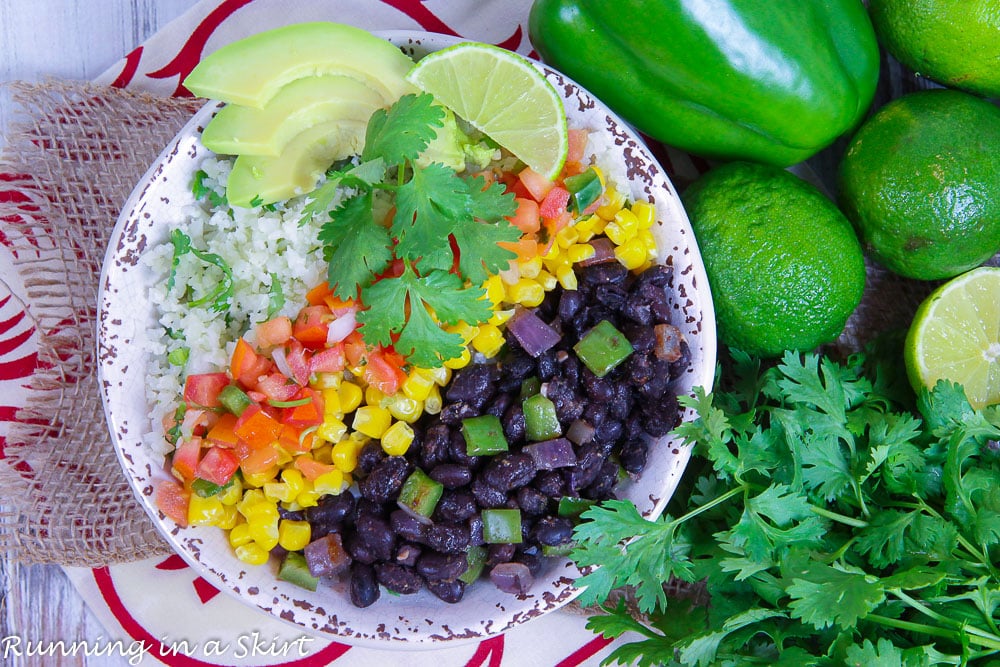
573,320,633,378
398,468,444,519
482,508,523,544
523,393,562,442
462,414,509,456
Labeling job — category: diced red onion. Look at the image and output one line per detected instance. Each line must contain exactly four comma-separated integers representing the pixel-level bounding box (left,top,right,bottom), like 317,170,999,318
180,408,206,440
396,498,434,525
565,419,596,446
326,309,357,344
578,237,616,266
507,308,561,358
490,562,534,595
654,323,685,362
304,533,352,577
271,346,293,379
524,437,577,469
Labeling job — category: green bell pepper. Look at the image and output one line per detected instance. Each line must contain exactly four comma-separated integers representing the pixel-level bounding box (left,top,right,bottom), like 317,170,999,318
528,0,880,167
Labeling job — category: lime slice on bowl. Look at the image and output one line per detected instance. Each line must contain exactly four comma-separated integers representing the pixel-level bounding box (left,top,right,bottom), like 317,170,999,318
904,266,1000,409
406,42,568,181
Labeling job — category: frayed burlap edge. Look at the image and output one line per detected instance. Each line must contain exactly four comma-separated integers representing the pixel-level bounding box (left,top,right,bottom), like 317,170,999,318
0,79,202,566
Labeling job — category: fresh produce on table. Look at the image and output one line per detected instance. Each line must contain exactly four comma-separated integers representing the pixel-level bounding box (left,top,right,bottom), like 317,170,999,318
869,0,1000,99
571,346,1000,665
527,0,880,167
149,26,691,609
680,161,866,358
838,88,1000,281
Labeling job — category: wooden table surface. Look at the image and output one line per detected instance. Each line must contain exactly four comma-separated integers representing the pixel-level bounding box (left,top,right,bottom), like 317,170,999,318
0,4,199,664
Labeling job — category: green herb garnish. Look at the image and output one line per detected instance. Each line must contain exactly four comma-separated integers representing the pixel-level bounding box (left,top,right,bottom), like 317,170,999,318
571,347,1000,666
167,228,234,313
191,169,227,208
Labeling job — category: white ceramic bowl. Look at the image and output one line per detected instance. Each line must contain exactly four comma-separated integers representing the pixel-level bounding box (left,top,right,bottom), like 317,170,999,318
97,30,716,648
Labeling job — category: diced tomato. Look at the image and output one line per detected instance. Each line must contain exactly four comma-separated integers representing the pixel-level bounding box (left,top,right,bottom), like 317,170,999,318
508,197,541,234
182,373,230,409
544,210,573,238
155,479,190,527
364,347,408,395
196,446,240,486
171,436,203,481
499,237,541,261
305,282,334,306
539,186,571,220
293,456,337,482
322,295,355,317
233,404,284,450
282,388,324,429
239,442,281,476
566,128,589,165
278,424,313,454
255,371,300,403
343,331,366,368
293,305,331,348
310,344,345,374
375,258,406,281
231,338,272,387
205,413,239,448
285,340,312,386
255,316,292,348
518,166,555,202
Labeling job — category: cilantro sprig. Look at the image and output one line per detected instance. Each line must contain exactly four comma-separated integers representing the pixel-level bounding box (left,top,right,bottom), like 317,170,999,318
308,93,518,367
572,346,1000,666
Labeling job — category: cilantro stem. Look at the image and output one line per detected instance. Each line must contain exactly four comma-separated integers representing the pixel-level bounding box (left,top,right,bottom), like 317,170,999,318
908,497,996,573
682,485,746,525
807,504,868,529
891,589,1000,649
864,613,961,644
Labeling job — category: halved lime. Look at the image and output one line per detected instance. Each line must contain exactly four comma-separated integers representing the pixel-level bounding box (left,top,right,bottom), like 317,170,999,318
904,266,1000,409
406,42,568,181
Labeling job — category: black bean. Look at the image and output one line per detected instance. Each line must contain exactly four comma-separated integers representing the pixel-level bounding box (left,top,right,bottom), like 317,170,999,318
500,354,535,387
357,455,411,504
546,376,586,423
627,352,654,387
633,263,672,289
471,477,508,508
445,365,500,408
536,349,559,381
486,543,517,567
622,323,657,354
349,562,380,608
420,423,451,469
440,400,481,425
395,542,422,568
636,281,672,323
356,440,385,476
344,530,378,565
620,435,649,475
560,355,581,390
448,429,481,468
639,359,673,400
426,522,470,554
584,461,620,500
482,452,537,491
593,419,623,446
278,507,306,522
534,470,566,498
669,340,692,380
356,513,395,561
485,391,513,419
516,547,544,577
425,578,465,604
429,464,473,489
580,261,627,286
375,563,423,595
501,403,526,444
641,392,681,437
468,513,484,547
558,288,585,321
390,509,429,544
433,489,477,522
304,492,356,527
532,515,575,547
416,550,469,581
595,283,627,310
355,497,388,520
565,443,605,492
516,486,550,515
621,293,653,325
608,381,633,421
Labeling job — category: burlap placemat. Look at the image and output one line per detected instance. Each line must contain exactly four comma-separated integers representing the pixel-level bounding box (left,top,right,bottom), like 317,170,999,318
0,80,201,565
0,77,979,569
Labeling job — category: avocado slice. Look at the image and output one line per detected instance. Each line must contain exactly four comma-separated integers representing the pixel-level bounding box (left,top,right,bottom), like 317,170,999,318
183,22,416,108
277,551,319,592
226,119,366,207
201,75,383,157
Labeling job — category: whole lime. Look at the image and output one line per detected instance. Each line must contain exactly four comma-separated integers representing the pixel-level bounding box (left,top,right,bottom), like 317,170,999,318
869,0,1000,98
682,161,866,358
838,89,1000,281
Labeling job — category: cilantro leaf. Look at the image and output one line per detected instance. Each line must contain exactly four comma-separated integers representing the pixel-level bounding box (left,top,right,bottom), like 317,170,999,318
843,638,904,667
362,93,443,164
392,162,466,270
786,561,886,630
393,293,466,368
410,269,492,326
465,172,518,223
191,169,227,208
320,191,393,300
451,216,521,285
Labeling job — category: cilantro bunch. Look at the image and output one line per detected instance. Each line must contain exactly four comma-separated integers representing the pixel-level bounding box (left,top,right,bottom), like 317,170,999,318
304,93,520,368
571,346,1000,666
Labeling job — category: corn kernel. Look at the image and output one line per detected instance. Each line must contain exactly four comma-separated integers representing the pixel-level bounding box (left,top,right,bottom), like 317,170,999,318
639,229,658,259
556,264,578,290
321,388,343,418
425,384,443,415
614,208,640,236
615,237,647,270
567,243,596,263
483,274,506,305
318,417,348,443
296,489,321,508
218,475,243,505
311,372,342,390
332,438,360,473
507,278,545,307
353,405,392,439
248,519,279,551
472,324,505,358
237,489,266,516
591,165,606,188
338,381,363,413
234,542,270,566
313,469,347,495
632,200,656,229
443,346,472,369
446,321,479,344
217,504,239,530
242,499,279,524
385,394,424,423
229,521,253,548
280,469,306,497
541,241,561,261
597,187,627,220
311,442,333,464
278,520,312,551
188,494,226,526
402,370,436,402
604,221,631,246
381,421,415,456
421,366,451,386
242,467,278,488
364,385,385,408
518,255,543,279
273,446,293,467
489,308,515,326
556,226,580,248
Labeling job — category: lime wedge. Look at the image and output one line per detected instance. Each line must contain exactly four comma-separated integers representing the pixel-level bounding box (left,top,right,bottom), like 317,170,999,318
406,42,568,181
904,266,1000,409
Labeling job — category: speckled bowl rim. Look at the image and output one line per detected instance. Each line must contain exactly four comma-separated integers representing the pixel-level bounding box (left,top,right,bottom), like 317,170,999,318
97,30,716,650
